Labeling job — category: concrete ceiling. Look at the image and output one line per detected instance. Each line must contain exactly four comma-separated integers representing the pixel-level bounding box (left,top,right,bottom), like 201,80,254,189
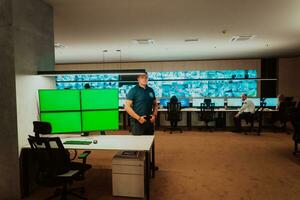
46,0,300,64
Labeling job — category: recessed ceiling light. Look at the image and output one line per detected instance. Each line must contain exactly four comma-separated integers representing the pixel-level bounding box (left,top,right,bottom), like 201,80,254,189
54,42,65,48
132,39,155,45
230,35,256,42
184,38,199,42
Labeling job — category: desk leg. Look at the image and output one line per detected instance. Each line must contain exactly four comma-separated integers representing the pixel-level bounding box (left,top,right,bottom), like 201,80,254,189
187,112,192,130
156,113,161,130
151,141,155,178
258,112,262,135
127,114,131,130
145,151,150,200
222,111,227,129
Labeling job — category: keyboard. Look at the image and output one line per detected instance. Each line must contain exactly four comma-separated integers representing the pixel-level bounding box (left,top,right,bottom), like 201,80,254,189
63,140,92,145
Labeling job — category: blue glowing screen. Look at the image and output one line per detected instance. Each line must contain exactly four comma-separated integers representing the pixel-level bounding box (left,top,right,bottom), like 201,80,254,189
56,70,257,98
159,98,189,108
211,98,225,107
159,99,169,108
248,98,261,107
227,98,243,107
264,98,278,107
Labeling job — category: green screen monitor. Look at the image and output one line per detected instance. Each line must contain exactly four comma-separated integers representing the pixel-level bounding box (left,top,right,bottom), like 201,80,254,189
81,89,119,110
40,112,82,133
39,90,81,111
82,110,119,131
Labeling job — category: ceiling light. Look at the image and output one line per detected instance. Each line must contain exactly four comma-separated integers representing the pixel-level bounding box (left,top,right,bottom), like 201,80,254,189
184,38,199,42
133,39,155,45
230,35,256,42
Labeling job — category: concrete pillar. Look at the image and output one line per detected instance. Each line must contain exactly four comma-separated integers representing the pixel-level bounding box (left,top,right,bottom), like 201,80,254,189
0,0,54,199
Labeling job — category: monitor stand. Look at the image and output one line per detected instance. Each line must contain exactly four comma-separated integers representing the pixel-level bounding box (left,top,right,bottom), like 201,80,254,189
100,131,106,135
81,132,89,136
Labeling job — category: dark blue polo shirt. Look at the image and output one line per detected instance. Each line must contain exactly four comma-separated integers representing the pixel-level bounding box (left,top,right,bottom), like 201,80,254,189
126,84,156,117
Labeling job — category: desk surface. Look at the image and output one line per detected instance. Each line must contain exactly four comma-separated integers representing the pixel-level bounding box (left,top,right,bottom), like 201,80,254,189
25,135,154,151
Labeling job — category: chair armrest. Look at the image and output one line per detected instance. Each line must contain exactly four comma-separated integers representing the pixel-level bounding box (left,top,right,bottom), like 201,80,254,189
78,151,91,159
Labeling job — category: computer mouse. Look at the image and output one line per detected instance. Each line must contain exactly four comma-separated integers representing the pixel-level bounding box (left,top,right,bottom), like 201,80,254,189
93,139,98,144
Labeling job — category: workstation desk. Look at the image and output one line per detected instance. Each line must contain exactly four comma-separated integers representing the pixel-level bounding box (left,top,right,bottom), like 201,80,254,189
21,135,155,200
119,108,277,131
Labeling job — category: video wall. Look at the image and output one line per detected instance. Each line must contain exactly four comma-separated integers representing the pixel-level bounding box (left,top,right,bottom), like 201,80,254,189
39,89,119,133
56,69,257,98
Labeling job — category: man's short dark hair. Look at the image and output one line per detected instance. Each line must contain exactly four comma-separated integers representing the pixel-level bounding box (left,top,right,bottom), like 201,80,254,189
137,71,148,78
84,83,91,89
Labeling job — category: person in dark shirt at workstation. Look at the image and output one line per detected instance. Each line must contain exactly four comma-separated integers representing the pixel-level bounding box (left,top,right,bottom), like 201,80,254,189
124,72,158,135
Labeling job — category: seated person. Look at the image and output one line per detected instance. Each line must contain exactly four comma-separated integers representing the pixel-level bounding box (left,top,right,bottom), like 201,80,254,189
272,94,291,128
169,95,180,128
276,94,285,110
233,93,255,132
170,95,178,104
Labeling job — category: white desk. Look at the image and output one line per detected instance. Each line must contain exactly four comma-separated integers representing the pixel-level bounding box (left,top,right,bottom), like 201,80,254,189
34,135,154,151
23,135,155,200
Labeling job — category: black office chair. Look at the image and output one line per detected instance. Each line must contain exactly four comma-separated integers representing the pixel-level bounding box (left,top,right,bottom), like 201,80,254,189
198,102,216,131
165,102,182,133
29,121,91,199
272,101,296,133
242,102,266,135
291,108,300,155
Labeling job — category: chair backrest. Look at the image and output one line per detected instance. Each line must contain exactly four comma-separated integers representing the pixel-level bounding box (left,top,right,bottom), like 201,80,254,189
279,102,296,120
28,136,71,184
204,98,211,106
291,110,300,141
199,103,215,122
167,102,181,112
200,102,215,112
167,102,181,121
33,121,52,136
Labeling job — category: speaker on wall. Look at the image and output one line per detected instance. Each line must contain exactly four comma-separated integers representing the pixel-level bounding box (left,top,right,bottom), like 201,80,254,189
261,58,278,98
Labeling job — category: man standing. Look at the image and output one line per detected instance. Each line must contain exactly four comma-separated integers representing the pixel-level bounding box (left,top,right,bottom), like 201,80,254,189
125,72,158,135
233,93,255,132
